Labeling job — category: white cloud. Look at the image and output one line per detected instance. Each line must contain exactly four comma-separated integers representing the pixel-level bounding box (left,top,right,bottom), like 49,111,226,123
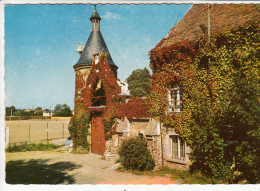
102,12,122,20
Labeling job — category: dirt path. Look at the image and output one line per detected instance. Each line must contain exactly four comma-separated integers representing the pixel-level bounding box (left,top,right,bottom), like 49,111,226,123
5,150,183,185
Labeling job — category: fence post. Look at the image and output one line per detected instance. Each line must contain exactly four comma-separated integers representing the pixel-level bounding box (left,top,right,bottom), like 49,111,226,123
47,122,49,143
63,123,64,139
29,125,30,143
6,125,10,148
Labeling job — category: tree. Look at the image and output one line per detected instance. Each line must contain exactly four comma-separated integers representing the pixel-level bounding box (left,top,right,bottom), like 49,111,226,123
54,104,72,117
126,68,151,97
54,104,62,111
5,106,16,116
35,107,42,111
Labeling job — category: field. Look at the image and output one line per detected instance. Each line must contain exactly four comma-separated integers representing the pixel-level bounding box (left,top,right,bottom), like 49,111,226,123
5,120,70,145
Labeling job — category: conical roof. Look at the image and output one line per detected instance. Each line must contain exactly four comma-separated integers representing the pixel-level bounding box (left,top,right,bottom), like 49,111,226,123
74,7,117,70
90,7,101,21
74,31,116,69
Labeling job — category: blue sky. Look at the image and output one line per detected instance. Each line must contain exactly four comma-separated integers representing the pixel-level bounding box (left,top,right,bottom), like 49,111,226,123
4,4,191,110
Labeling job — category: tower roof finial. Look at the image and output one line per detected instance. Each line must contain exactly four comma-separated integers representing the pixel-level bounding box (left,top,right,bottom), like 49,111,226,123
90,5,101,21
94,4,96,10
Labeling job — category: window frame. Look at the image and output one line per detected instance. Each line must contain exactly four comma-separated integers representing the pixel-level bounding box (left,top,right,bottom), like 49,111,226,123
169,135,186,161
167,84,183,113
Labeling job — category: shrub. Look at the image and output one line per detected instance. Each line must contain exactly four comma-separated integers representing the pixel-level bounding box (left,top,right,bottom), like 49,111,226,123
118,136,155,171
115,158,121,164
5,143,58,152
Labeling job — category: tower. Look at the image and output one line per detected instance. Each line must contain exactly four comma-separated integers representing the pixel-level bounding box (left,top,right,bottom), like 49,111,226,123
73,5,118,112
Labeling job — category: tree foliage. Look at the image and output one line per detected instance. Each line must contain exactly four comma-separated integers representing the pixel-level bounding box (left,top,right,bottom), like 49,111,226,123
149,21,260,183
5,106,16,116
54,104,72,117
126,68,151,97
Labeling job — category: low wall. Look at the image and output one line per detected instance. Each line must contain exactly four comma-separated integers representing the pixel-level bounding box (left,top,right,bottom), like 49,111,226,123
52,117,71,121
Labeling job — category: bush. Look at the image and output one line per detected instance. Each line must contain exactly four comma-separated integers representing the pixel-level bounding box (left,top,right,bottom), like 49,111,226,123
115,158,121,164
118,136,155,171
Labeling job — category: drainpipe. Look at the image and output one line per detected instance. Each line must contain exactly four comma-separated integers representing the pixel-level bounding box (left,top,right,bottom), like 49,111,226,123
160,121,164,169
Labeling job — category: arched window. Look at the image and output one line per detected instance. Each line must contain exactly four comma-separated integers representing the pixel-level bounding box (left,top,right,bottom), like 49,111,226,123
91,82,106,107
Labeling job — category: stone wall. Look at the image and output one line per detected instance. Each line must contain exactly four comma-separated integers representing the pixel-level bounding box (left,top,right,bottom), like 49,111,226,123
147,135,162,170
103,118,192,171
104,118,163,169
161,125,191,171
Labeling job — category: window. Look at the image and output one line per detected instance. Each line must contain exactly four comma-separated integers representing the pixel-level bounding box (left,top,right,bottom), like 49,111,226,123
167,85,183,113
170,135,185,160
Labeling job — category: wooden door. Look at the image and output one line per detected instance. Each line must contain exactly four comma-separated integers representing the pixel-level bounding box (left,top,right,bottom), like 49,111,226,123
91,114,105,155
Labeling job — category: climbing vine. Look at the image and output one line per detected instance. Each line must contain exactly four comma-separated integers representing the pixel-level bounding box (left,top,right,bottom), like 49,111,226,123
69,52,150,144
149,21,260,182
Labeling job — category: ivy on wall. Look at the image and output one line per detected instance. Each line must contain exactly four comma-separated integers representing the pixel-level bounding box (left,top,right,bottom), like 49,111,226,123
69,53,150,146
149,21,260,183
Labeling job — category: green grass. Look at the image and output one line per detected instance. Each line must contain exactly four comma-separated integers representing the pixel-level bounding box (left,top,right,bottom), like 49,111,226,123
117,166,229,184
6,143,59,152
154,167,229,184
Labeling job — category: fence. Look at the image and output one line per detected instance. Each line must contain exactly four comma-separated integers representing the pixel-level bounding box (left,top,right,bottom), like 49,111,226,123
5,120,71,147
5,116,52,121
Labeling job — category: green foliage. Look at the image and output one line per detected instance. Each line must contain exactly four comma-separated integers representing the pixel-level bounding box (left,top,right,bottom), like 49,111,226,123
54,104,72,117
150,21,260,183
34,111,43,116
115,158,121,164
35,107,42,111
68,110,91,150
126,68,151,97
5,106,16,116
184,21,260,182
54,104,62,111
160,167,227,184
54,107,72,117
6,143,58,152
236,128,260,183
15,110,34,116
118,136,155,171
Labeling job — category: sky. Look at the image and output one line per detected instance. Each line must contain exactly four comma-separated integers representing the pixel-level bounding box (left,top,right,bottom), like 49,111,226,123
4,4,192,110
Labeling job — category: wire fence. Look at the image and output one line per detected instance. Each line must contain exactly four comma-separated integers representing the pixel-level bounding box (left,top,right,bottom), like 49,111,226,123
5,116,52,121
5,120,71,147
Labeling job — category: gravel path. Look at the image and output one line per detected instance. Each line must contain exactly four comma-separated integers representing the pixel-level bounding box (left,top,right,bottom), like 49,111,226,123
5,150,182,185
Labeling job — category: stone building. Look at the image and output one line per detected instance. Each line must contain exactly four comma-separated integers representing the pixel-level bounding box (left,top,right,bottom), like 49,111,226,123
72,4,260,171
72,6,162,167
148,4,260,170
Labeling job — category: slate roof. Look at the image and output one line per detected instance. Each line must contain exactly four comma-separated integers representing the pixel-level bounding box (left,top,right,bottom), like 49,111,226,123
90,7,101,21
151,4,260,52
74,31,117,69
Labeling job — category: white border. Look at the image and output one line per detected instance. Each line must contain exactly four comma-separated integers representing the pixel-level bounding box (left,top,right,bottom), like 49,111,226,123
0,1,259,191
